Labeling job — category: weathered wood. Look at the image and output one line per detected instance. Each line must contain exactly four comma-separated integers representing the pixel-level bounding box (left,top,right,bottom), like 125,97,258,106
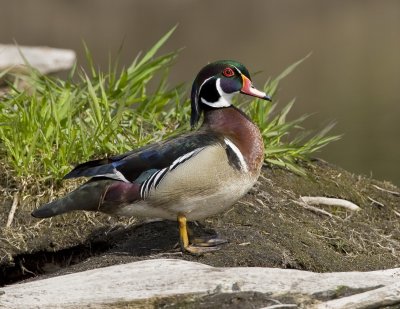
314,281,400,309
0,44,76,75
300,196,361,211
1,259,399,308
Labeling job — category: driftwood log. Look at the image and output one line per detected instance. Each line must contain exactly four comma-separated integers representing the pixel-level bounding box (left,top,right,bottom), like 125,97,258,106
0,44,76,75
1,259,399,308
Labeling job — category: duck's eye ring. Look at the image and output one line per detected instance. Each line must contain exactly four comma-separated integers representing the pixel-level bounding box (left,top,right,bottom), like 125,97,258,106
222,67,235,77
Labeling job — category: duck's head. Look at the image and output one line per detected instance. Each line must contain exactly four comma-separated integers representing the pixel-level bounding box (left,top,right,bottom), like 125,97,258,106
190,60,271,127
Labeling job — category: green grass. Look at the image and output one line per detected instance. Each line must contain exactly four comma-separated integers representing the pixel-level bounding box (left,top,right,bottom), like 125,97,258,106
0,28,339,181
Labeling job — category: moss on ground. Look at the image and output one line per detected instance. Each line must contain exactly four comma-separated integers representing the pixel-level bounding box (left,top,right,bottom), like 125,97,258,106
1,160,399,285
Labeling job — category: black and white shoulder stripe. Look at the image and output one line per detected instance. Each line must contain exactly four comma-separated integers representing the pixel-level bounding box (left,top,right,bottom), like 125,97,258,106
140,147,205,199
224,138,248,173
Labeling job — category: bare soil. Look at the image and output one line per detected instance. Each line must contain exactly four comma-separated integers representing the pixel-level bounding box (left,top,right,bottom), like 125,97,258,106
1,160,399,286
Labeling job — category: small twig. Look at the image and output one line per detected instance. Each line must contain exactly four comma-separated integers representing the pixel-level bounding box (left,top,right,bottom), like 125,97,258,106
372,184,400,197
367,196,384,208
6,193,19,227
237,200,261,211
393,210,400,218
260,304,298,309
255,197,267,208
148,252,183,259
19,261,36,276
308,231,340,240
300,196,361,211
83,212,97,226
0,237,21,250
292,200,334,218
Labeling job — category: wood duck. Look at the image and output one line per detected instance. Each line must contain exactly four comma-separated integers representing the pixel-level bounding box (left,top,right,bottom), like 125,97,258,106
32,60,271,254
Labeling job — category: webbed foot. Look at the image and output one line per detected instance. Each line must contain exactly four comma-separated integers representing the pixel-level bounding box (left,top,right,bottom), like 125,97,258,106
177,214,227,255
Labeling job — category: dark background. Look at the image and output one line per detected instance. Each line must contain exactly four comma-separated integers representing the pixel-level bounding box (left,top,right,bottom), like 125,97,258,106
1,0,399,185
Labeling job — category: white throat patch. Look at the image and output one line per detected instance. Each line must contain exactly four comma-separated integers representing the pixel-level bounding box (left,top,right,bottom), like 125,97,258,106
200,78,235,108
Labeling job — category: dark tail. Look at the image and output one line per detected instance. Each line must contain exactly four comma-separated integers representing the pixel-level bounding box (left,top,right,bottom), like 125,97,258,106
32,198,72,218
31,179,113,218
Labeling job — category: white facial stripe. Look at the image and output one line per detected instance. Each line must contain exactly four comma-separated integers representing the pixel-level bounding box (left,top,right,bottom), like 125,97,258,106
198,76,214,97
224,138,248,173
201,78,234,108
232,65,242,75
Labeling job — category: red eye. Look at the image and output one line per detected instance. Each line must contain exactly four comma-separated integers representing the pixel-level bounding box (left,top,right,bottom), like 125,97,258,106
222,67,235,77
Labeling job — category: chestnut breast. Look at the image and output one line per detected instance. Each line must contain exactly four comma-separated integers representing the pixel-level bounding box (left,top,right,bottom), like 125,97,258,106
202,106,264,173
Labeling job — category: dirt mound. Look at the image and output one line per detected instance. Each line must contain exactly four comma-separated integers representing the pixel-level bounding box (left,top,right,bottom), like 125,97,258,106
1,160,399,285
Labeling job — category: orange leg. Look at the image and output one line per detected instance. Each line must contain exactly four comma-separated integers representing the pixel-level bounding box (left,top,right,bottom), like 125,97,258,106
177,214,190,249
177,214,227,254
